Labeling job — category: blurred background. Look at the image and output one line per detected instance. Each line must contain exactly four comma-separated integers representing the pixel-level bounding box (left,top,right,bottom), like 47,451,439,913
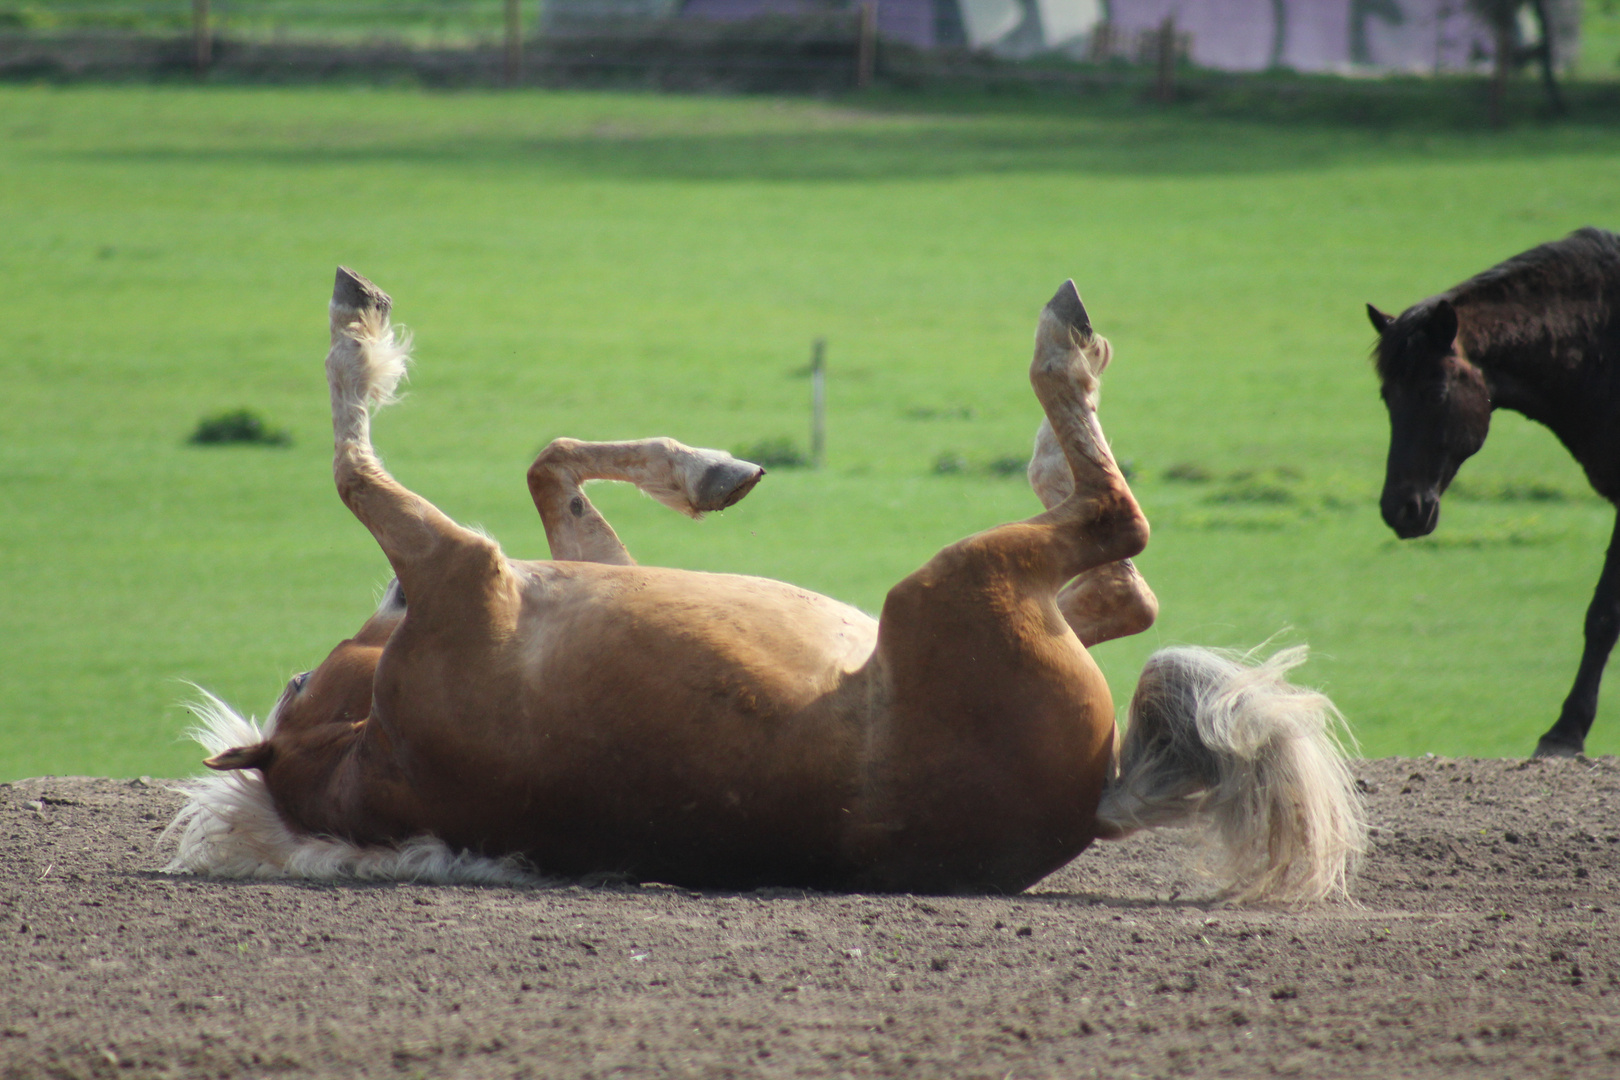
2,0,1618,777
1,0,1612,90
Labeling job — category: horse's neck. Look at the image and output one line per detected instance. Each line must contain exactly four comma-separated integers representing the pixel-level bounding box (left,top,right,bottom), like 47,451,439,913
1457,300,1602,425
1459,296,1620,497
1474,351,1563,424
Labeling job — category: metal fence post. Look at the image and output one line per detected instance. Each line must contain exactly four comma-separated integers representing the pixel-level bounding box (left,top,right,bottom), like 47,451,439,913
811,338,826,470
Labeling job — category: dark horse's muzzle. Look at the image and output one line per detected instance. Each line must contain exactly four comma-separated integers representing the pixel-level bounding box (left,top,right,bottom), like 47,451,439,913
1380,485,1440,539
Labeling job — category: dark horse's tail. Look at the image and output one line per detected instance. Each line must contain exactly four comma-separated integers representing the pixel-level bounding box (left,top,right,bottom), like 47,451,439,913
1097,646,1366,905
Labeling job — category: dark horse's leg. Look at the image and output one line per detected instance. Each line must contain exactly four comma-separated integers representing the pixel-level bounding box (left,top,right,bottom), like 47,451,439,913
1536,511,1620,758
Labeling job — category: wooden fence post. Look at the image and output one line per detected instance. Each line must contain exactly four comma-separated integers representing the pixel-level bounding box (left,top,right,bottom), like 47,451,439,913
1489,19,1512,127
811,338,826,469
193,0,212,74
1153,16,1175,103
504,0,523,86
856,2,877,90
1527,0,1566,115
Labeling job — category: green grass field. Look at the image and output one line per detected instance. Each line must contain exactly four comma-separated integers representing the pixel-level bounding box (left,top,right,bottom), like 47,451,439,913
3,0,525,46
3,82,1620,779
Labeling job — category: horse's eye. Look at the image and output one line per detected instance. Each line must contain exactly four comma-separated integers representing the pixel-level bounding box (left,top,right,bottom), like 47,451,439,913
291,671,311,692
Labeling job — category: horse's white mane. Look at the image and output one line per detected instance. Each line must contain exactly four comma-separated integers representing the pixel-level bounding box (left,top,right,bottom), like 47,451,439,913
162,688,539,885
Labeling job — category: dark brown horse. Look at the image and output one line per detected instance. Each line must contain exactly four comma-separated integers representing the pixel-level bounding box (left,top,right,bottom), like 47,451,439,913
1369,227,1620,757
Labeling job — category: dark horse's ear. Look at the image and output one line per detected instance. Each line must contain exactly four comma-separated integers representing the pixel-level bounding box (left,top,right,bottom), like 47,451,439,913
1423,300,1460,351
1366,304,1394,335
204,743,274,772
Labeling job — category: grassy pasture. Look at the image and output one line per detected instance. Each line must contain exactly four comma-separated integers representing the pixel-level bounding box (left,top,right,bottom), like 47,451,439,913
2,84,1620,779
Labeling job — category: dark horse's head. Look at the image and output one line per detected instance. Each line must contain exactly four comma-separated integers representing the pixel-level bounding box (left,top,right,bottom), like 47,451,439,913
1368,299,1491,539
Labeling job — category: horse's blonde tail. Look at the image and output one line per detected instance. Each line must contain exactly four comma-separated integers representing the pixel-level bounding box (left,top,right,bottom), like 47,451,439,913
1096,645,1365,906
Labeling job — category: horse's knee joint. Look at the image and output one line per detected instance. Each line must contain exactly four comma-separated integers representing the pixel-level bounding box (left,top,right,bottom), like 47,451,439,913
334,455,382,507
529,440,585,495
532,437,582,469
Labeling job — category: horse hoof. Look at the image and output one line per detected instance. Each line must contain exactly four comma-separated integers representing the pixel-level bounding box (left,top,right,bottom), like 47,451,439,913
332,266,391,316
693,458,765,513
1044,279,1091,340
1532,735,1584,759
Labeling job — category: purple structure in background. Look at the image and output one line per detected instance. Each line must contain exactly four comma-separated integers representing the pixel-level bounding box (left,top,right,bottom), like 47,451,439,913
679,0,948,48
1105,0,1492,73
673,0,1579,72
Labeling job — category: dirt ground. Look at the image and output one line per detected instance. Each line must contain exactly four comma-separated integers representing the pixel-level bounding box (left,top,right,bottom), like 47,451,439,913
2,757,1618,1080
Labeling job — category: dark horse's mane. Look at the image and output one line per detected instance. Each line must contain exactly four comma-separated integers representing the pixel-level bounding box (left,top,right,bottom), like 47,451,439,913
1374,227,1620,382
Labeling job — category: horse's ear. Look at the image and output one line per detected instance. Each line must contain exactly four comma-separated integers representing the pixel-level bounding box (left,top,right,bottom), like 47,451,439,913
204,742,274,772
1366,304,1394,335
1424,300,1459,351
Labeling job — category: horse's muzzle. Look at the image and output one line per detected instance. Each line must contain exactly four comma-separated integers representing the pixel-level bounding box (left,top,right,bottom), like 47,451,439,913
1381,487,1439,539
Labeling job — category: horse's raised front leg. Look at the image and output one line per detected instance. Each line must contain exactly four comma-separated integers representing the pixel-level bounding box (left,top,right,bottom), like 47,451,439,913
1536,511,1620,757
187,270,523,851
327,268,516,635
1027,417,1158,646
527,438,764,565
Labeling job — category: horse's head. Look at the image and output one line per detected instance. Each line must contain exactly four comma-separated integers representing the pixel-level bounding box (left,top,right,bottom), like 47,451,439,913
204,584,404,778
1367,299,1490,539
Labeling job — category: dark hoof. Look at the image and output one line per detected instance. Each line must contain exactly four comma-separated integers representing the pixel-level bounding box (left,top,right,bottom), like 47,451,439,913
333,267,392,316
1532,735,1584,759
1044,279,1091,340
694,460,766,513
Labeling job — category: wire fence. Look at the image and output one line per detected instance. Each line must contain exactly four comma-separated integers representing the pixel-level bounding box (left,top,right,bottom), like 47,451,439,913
5,1,520,45
0,0,885,90
4,1,1609,116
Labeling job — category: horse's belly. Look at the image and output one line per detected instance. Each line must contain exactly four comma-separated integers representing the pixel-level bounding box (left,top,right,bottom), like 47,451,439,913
419,562,881,885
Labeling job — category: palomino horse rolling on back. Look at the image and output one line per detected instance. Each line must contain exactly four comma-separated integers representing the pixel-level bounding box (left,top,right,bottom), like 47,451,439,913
1369,227,1620,758
168,269,1363,903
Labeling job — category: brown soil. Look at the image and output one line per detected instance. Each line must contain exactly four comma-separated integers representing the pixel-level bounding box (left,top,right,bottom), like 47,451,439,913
2,757,1618,1079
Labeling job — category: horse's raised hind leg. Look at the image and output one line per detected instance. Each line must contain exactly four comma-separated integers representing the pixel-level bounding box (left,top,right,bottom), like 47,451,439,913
527,438,765,565
883,281,1149,613
1027,417,1158,646
853,283,1149,891
327,268,515,633
1006,280,1150,584
1054,561,1158,647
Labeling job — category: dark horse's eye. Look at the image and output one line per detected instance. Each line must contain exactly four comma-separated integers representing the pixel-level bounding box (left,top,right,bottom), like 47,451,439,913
291,671,311,692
